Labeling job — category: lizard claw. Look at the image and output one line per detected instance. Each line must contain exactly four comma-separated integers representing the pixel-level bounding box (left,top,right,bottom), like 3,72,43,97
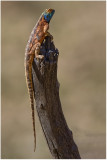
45,32,53,40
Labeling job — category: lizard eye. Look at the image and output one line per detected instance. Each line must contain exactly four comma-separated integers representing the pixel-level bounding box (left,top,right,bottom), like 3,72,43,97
46,15,49,18
44,14,50,22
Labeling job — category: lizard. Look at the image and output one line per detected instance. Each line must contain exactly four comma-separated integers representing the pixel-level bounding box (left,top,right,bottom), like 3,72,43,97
25,8,55,152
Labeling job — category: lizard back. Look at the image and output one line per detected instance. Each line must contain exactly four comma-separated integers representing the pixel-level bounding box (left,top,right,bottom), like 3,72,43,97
25,13,48,152
25,8,55,152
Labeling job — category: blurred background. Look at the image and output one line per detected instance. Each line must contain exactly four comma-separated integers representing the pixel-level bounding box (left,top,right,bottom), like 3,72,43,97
1,1,106,159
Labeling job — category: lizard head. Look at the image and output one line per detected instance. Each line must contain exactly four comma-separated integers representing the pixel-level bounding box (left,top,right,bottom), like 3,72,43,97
43,8,55,23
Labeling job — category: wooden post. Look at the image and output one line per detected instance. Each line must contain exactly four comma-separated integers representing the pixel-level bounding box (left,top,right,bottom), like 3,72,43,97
32,36,81,159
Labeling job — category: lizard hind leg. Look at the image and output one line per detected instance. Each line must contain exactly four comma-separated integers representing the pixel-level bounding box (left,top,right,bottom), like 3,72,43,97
35,42,44,60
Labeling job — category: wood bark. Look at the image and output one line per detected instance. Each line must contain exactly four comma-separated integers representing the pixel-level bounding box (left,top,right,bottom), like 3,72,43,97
32,36,81,159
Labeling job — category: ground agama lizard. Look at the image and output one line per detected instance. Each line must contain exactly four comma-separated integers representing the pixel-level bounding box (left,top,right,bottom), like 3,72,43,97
25,9,55,152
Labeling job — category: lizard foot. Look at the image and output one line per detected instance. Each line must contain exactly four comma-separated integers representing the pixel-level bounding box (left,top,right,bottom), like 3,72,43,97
36,55,44,59
45,32,53,40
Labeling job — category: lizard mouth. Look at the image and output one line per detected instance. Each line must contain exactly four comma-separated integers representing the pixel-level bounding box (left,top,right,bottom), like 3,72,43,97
46,8,55,13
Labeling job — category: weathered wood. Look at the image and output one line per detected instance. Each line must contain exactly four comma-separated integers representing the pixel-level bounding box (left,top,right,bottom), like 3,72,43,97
32,36,81,159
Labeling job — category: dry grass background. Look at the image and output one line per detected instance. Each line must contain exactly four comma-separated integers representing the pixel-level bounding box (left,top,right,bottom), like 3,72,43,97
1,1,106,159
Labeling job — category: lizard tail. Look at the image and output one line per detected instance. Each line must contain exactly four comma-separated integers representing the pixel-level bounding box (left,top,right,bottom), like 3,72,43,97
28,80,36,152
25,56,36,152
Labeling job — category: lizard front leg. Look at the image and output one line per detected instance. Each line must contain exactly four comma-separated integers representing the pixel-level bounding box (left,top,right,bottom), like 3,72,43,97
43,23,53,40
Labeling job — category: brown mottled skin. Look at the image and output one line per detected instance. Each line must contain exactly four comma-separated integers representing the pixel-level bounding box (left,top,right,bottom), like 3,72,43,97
25,9,55,152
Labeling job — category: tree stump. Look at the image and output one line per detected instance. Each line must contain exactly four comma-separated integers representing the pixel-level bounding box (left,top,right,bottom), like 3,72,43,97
32,36,81,159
